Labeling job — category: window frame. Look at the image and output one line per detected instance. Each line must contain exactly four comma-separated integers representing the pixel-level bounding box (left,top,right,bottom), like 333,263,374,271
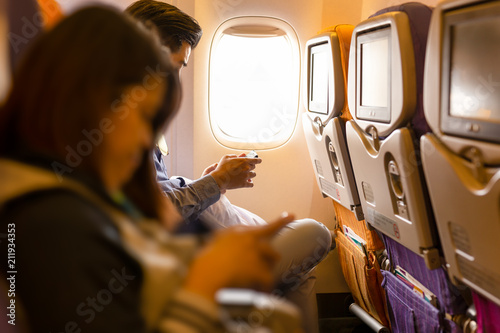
208,16,301,150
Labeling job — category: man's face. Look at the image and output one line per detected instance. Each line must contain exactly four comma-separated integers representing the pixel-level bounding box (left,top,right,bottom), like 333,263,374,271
170,41,192,79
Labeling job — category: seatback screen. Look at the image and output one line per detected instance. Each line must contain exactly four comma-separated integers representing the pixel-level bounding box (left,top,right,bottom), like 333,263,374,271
356,27,391,123
449,18,500,123
361,38,390,108
441,2,500,144
309,43,329,114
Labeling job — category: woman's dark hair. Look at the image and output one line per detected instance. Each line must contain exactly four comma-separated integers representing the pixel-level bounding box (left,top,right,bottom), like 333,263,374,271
0,6,182,220
126,0,203,52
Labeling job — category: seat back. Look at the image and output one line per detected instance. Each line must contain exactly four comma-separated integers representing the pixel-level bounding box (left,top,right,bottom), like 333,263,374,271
303,24,390,327
302,24,365,220
7,0,42,69
472,291,500,333
422,0,500,309
345,3,440,269
346,4,475,332
6,0,63,71
36,0,64,29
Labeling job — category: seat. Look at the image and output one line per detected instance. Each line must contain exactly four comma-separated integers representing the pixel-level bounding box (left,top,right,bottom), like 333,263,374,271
302,24,363,220
422,0,500,329
7,0,42,68
472,291,500,333
345,2,439,269
302,25,390,329
346,3,472,332
36,0,64,29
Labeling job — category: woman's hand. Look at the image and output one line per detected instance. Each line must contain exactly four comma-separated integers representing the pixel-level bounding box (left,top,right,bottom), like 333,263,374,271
183,213,295,301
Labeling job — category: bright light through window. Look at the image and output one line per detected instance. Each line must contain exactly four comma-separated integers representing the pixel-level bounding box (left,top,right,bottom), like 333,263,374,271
209,17,300,150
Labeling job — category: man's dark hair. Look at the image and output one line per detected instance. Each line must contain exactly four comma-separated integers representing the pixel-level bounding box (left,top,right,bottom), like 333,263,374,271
126,0,203,52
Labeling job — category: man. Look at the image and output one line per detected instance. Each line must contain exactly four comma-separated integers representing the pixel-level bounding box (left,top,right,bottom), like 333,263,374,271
126,2,332,332
127,0,261,233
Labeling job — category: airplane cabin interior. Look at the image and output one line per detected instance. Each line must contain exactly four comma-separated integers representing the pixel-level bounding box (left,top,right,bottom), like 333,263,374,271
1,0,500,332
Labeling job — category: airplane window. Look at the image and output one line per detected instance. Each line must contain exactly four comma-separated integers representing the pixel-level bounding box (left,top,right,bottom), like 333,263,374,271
209,17,300,150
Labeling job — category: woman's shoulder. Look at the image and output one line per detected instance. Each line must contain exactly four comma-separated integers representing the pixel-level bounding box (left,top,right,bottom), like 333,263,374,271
4,188,114,230
0,188,147,332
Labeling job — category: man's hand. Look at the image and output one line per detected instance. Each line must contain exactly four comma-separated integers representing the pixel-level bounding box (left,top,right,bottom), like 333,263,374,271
207,154,262,193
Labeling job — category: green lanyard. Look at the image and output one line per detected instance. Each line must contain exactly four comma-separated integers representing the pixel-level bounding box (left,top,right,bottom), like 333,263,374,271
111,191,143,220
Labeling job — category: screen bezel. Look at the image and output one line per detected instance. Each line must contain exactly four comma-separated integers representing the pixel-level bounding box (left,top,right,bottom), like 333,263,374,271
356,26,392,124
305,32,345,121
308,42,330,115
441,3,500,144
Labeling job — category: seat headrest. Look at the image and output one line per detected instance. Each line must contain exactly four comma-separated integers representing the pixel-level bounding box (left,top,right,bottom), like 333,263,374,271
319,24,355,121
369,2,433,138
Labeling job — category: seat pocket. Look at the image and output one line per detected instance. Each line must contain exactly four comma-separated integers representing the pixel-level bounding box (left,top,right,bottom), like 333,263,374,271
381,270,441,333
336,230,389,326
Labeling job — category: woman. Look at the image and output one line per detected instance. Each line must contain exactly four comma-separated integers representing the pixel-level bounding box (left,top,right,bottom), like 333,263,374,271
0,6,298,332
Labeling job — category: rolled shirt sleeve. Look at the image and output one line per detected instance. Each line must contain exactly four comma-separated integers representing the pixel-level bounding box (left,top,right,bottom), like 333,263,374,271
158,175,221,224
154,145,221,223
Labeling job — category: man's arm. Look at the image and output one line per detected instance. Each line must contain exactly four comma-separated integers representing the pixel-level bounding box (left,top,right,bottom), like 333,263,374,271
153,148,261,223
158,175,221,223
154,147,221,223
